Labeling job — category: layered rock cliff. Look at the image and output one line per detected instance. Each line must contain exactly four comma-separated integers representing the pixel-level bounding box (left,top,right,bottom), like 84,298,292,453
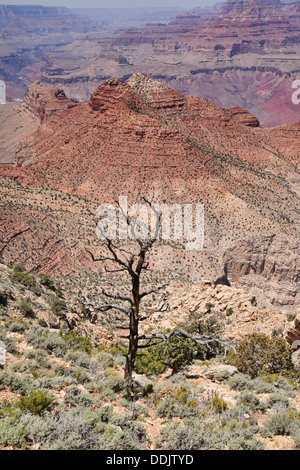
33,0,300,127
0,76,299,314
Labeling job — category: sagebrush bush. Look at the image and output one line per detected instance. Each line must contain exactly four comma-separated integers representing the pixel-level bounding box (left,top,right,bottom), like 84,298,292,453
39,274,56,291
265,393,290,410
64,385,96,407
227,435,265,451
97,375,127,398
227,373,254,391
238,391,261,410
8,320,28,333
0,331,17,354
0,371,34,395
26,329,67,357
156,396,195,419
25,349,51,369
211,396,228,414
260,411,299,437
156,420,220,450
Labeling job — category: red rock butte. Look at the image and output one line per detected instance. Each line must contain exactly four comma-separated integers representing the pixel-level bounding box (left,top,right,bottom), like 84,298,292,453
0,74,300,311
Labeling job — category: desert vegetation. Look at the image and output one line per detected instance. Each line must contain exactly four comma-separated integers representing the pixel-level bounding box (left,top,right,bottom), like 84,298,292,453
0,260,300,450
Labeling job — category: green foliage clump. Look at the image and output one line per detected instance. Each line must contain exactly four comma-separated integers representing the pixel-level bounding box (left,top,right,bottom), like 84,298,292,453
260,411,300,437
97,375,128,399
178,310,225,360
135,349,166,375
50,296,67,316
64,385,96,407
7,318,28,333
61,330,93,354
39,274,56,291
0,371,34,395
136,333,195,376
156,418,262,450
0,332,17,354
26,329,67,358
226,333,295,378
0,290,7,307
211,395,228,414
227,373,254,391
265,393,290,410
16,390,53,415
237,390,264,411
18,298,35,318
9,264,40,295
25,349,51,369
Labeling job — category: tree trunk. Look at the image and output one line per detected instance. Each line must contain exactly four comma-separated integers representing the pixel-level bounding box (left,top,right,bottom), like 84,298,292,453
124,275,140,396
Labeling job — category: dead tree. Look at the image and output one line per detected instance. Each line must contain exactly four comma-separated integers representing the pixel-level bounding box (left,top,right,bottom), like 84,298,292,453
82,197,233,394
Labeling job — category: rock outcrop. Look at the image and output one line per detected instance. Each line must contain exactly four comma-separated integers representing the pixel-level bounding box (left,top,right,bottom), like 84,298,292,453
20,81,75,123
286,313,300,350
20,82,74,124
224,235,300,309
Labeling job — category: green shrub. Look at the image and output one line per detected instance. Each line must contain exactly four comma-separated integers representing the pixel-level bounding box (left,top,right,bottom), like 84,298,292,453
227,436,265,450
286,313,296,322
260,411,299,437
0,290,7,307
293,432,300,449
0,371,34,395
64,385,96,407
156,420,221,450
0,334,17,354
178,310,225,360
25,349,50,369
0,407,105,450
253,378,275,394
104,429,143,451
211,396,228,414
10,264,40,295
97,375,127,398
61,330,93,354
26,329,67,357
18,298,35,318
39,274,56,291
135,348,165,375
94,352,115,369
109,414,146,444
136,332,196,375
50,297,67,316
226,333,295,378
8,320,28,333
238,391,260,408
0,411,28,448
227,374,254,391
226,307,234,317
65,351,92,368
16,390,53,415
265,393,290,410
